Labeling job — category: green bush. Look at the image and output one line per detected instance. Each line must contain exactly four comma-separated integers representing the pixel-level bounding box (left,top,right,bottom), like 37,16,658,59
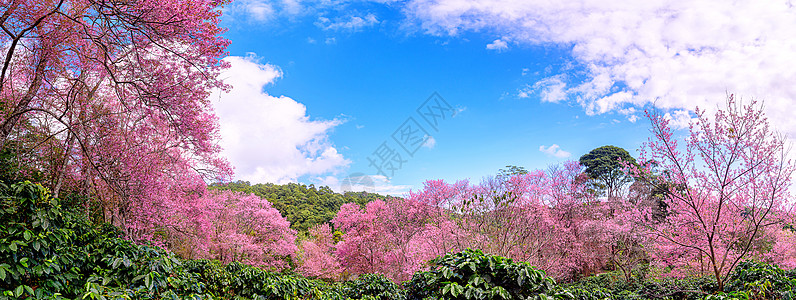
0,181,74,299
405,248,556,300
719,261,796,300
337,273,406,300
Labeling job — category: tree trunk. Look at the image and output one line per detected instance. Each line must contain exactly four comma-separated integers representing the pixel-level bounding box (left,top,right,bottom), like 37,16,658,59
0,55,47,147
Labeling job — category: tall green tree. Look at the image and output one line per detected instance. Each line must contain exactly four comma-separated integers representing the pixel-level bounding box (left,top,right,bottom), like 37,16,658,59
578,145,637,198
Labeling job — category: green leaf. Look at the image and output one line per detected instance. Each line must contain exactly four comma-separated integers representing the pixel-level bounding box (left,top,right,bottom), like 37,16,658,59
451,283,463,297
9,242,17,252
23,285,33,295
145,273,152,290
14,285,23,297
443,268,453,279
0,268,5,281
112,258,122,269
469,275,481,286
492,286,510,300
23,231,31,241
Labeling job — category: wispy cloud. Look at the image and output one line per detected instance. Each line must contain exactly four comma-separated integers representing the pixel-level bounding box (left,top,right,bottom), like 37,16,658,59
316,13,379,31
402,0,796,135
423,136,436,149
524,75,567,102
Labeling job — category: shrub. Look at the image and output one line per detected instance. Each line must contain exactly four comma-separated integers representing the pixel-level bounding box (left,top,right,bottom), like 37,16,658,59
406,248,556,300
720,261,796,300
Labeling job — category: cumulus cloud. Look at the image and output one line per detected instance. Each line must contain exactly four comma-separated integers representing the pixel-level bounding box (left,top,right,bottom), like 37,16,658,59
486,38,509,51
539,144,572,158
663,109,694,130
211,55,350,184
402,0,796,135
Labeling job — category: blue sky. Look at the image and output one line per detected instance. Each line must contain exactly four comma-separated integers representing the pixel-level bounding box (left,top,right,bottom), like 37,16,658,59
210,0,796,195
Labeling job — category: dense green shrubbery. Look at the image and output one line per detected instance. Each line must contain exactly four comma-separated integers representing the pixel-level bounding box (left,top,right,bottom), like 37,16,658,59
0,181,407,300
562,271,717,300
0,181,73,299
0,181,215,299
716,261,796,300
406,249,556,300
3,181,795,300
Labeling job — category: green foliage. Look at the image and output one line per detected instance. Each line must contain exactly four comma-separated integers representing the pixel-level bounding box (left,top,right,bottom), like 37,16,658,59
0,181,402,300
336,274,406,300
185,259,332,299
562,270,718,300
209,181,391,233
720,261,796,300
406,249,556,300
0,181,73,299
3,181,796,300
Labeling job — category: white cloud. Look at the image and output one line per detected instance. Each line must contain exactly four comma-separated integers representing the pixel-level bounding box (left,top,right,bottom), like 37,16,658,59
246,0,276,21
316,13,380,31
532,75,568,102
539,144,572,158
402,0,796,136
211,55,350,184
281,0,303,15
486,38,509,51
223,0,309,22
423,136,436,149
453,106,467,116
663,109,693,130
223,0,276,22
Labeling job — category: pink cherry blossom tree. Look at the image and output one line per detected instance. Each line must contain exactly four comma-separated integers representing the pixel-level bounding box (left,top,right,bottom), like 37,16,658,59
0,0,231,242
633,95,793,289
297,224,342,280
173,190,298,270
333,197,440,282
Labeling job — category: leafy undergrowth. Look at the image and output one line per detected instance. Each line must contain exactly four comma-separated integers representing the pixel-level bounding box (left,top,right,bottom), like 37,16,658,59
1,181,794,300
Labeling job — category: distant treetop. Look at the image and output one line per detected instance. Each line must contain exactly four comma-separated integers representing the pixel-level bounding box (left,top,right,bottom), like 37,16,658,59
578,145,637,198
